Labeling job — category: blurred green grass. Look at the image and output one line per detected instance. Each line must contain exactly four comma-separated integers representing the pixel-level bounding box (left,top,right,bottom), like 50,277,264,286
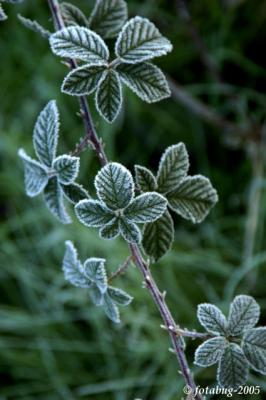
0,0,266,399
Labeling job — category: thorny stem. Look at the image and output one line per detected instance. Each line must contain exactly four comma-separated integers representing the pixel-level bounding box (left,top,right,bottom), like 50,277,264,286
108,256,133,282
47,0,202,397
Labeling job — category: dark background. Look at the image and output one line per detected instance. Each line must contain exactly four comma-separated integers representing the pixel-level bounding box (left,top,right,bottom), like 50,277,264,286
0,0,266,399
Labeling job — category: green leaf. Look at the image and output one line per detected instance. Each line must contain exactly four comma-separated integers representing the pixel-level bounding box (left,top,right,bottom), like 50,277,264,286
18,149,49,197
63,241,91,288
60,2,89,27
118,62,170,103
168,175,218,223
194,336,227,367
89,0,128,39
107,286,133,306
53,155,80,185
75,199,114,227
50,26,109,64
157,143,189,194
0,5,7,21
119,218,141,244
115,16,173,64
217,343,249,388
95,70,122,123
33,100,59,167
62,63,107,96
124,192,167,223
62,183,90,204
95,162,134,210
89,285,104,306
227,295,260,336
83,258,107,293
43,177,71,224
99,218,120,239
197,303,227,335
18,14,51,39
134,165,157,192
142,210,174,261
242,328,266,375
103,293,120,323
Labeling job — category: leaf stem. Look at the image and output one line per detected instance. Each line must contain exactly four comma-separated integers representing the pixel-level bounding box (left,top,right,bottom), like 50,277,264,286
108,256,133,282
47,0,201,397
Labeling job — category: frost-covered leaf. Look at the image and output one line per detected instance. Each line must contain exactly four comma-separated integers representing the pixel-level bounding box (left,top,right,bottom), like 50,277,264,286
53,155,80,185
142,210,174,261
118,62,170,103
75,199,114,227
2,0,24,3
103,292,120,323
62,63,107,96
95,70,122,123
107,286,133,306
242,328,266,375
95,162,134,210
60,2,89,27
115,16,173,64
227,295,260,336
119,218,141,244
89,284,104,306
18,149,48,197
197,303,227,335
135,165,157,192
168,175,218,224
124,192,167,223
62,182,90,204
0,5,7,21
18,14,51,39
63,241,91,288
83,258,107,293
100,218,119,239
217,343,249,388
50,26,109,64
157,143,189,194
33,100,59,167
43,177,71,224
194,336,227,367
89,0,128,39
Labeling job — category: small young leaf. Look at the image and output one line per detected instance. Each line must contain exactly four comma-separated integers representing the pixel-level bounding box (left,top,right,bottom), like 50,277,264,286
62,64,107,96
53,155,80,185
75,199,114,227
50,26,109,64
63,241,91,288
43,177,71,224
135,165,157,192
119,218,141,244
118,62,171,103
89,284,104,306
62,183,90,204
95,70,122,123
18,14,51,39
197,303,227,335
83,258,107,293
194,336,227,367
227,295,260,336
124,192,167,223
60,2,89,28
89,0,128,39
167,175,218,224
18,149,48,197
95,162,134,211
217,343,249,388
33,100,59,167
0,5,7,22
157,143,189,194
107,286,133,306
242,327,266,375
142,210,174,261
99,218,120,239
115,16,173,64
103,293,120,323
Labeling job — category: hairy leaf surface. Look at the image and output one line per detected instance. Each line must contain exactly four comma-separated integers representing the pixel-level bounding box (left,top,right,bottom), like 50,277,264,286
18,149,48,197
107,286,133,306
60,2,89,27
242,328,266,374
227,295,260,336
194,336,227,367
63,241,91,288
119,218,141,244
75,199,114,227
0,5,7,21
53,155,80,185
96,70,122,123
89,285,104,306
62,183,90,204
103,293,120,323
217,343,249,388
135,165,157,192
43,177,71,224
18,14,51,39
197,303,227,335
124,193,167,223
99,218,119,239
83,258,107,293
